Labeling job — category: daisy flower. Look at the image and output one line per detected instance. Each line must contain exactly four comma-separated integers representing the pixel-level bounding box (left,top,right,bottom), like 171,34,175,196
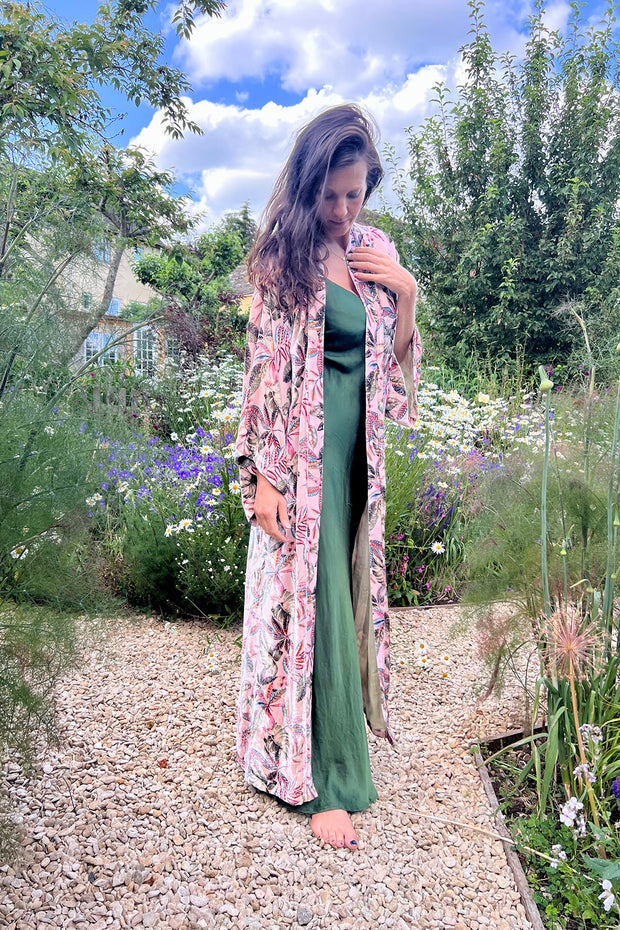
10,545,29,560
430,541,446,554
440,654,452,678
414,640,427,653
417,654,430,670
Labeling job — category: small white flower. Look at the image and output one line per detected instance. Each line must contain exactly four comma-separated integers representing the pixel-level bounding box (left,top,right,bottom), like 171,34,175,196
10,545,29,560
416,654,430,670
599,880,616,913
580,724,603,746
573,763,596,784
430,541,445,554
170,432,179,442
414,640,427,653
559,796,583,828
229,481,241,493
44,425,55,436
440,654,452,678
164,524,175,537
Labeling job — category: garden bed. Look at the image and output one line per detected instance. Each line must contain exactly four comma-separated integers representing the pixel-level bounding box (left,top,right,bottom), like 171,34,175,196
477,729,616,930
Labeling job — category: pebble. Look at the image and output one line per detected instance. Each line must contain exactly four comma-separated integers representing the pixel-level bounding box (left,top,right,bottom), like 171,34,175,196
296,906,313,925
0,609,535,930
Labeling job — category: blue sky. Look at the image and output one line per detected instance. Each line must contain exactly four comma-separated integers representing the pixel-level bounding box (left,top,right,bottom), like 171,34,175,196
43,0,615,228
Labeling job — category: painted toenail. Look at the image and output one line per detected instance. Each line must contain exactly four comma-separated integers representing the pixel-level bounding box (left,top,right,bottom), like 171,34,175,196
350,840,357,846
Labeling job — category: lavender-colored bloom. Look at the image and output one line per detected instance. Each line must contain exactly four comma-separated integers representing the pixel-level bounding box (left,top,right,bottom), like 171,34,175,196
559,796,583,828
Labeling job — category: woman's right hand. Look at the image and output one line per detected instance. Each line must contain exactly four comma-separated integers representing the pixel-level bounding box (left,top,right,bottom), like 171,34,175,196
254,471,290,542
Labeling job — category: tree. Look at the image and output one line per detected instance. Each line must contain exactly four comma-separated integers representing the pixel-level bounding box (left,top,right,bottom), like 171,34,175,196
219,202,258,256
0,0,226,156
388,0,620,373
133,220,246,358
66,147,195,344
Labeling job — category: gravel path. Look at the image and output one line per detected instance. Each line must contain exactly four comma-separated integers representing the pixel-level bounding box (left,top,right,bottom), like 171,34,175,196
1,607,534,930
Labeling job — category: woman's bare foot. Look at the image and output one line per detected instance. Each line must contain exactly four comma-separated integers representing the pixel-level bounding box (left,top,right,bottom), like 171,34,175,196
310,810,358,849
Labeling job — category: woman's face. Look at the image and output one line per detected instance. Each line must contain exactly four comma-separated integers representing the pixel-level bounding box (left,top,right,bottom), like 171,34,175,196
317,159,368,246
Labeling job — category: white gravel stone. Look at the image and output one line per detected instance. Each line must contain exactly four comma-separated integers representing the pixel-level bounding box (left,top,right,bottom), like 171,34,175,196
0,608,535,929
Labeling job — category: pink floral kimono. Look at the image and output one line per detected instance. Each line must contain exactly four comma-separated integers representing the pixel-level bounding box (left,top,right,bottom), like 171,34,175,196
235,223,422,805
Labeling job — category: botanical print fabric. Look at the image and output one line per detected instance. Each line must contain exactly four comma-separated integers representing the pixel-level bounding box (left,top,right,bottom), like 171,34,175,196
235,224,422,804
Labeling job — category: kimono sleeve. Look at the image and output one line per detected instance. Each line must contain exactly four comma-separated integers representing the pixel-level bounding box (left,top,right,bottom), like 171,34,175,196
235,287,292,522
384,236,422,427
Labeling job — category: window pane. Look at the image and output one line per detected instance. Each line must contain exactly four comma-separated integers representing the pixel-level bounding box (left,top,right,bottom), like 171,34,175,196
102,334,118,366
85,332,100,363
134,327,157,377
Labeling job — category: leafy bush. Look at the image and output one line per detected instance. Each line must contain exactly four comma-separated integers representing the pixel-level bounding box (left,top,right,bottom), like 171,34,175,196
385,371,548,605
96,356,247,622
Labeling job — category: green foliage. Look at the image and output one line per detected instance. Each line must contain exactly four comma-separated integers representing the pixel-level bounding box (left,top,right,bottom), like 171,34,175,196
219,202,258,256
463,388,619,621
133,217,248,361
97,356,249,621
132,217,245,308
511,814,607,928
0,0,226,153
71,146,195,250
385,426,467,605
389,0,620,373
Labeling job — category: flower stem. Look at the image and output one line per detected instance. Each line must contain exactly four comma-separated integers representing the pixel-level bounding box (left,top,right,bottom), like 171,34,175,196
569,665,601,834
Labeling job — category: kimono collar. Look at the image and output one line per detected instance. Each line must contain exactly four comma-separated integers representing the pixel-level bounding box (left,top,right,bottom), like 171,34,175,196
346,223,374,254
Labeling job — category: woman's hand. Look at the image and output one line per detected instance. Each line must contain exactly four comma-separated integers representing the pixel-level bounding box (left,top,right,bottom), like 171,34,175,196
254,471,290,542
347,246,417,363
346,246,417,301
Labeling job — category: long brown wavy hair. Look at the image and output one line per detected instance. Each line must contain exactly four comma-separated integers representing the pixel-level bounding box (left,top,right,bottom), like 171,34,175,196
248,104,383,314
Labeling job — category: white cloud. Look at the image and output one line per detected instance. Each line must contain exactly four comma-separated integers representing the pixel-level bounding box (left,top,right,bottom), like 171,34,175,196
131,67,446,227
130,0,571,228
177,0,480,96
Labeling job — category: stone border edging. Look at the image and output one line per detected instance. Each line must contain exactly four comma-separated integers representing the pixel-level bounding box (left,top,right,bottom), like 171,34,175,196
473,749,546,930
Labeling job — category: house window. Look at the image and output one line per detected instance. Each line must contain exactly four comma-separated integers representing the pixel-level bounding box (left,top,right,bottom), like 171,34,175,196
134,327,157,378
82,292,93,312
165,336,180,369
84,332,100,363
102,334,118,366
107,298,122,317
94,240,111,264
84,332,119,366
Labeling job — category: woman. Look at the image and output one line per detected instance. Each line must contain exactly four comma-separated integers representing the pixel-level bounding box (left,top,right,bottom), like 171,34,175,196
235,104,421,850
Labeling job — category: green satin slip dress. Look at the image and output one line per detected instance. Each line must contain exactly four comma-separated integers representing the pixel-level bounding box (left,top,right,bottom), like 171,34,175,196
295,277,378,815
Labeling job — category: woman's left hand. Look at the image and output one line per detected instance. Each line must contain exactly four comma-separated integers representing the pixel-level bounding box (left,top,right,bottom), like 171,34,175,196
347,246,417,301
